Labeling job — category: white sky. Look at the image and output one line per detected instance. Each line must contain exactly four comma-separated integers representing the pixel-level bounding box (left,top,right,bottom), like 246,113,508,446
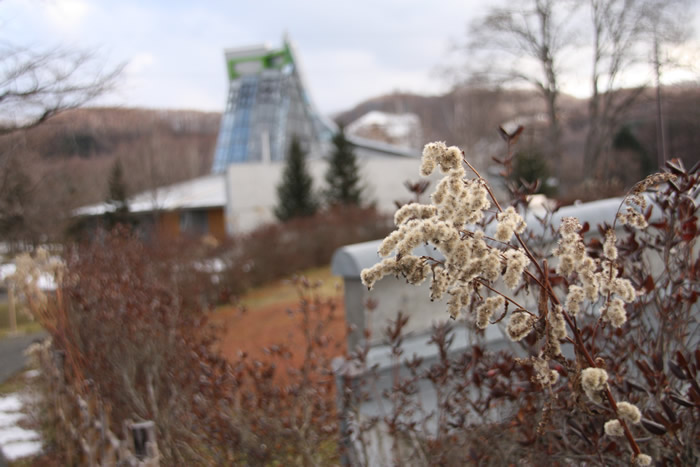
1,0,698,115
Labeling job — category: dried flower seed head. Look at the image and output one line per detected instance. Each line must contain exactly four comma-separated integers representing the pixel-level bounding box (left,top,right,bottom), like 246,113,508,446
503,248,529,290
446,293,464,320
475,296,504,329
559,217,582,236
603,229,618,261
604,419,625,437
603,298,627,328
557,254,575,277
618,208,648,229
565,285,585,317
394,203,437,226
378,230,402,257
550,305,568,341
611,278,636,303
532,356,559,386
507,312,535,341
419,158,435,177
422,141,447,166
617,401,641,424
431,178,448,205
632,172,677,194
581,367,608,402
635,454,652,466
481,249,502,282
437,146,463,173
430,266,450,301
495,206,526,243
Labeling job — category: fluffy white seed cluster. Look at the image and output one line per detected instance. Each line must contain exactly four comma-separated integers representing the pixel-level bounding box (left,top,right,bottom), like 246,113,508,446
603,229,618,261
617,401,641,424
548,305,568,355
618,194,649,229
394,203,438,226
361,142,531,324
554,220,638,325
476,296,504,329
604,419,624,437
532,356,559,386
581,367,608,402
619,172,676,229
503,248,529,290
596,229,637,328
446,284,472,319
421,142,462,175
635,454,653,466
495,206,526,243
432,176,491,227
361,255,431,290
553,218,599,301
565,285,585,317
507,312,535,341
602,298,627,328
550,305,567,339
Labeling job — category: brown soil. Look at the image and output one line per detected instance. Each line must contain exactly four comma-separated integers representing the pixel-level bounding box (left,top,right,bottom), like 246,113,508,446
212,296,347,372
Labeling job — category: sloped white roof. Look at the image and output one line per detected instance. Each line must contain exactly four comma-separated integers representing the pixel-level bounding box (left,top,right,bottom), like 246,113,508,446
347,110,421,140
74,173,226,216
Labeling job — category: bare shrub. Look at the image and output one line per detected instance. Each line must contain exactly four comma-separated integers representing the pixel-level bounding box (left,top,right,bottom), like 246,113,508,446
16,230,346,464
216,205,392,297
351,140,698,465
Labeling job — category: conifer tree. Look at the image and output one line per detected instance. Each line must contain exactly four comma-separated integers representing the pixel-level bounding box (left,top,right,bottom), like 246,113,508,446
104,158,131,228
325,126,362,206
275,136,318,221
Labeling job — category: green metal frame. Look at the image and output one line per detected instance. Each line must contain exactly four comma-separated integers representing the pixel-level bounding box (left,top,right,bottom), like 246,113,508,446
227,45,293,80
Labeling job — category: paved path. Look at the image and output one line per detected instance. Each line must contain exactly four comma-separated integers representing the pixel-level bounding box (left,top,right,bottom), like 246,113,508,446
0,332,46,385
0,332,46,465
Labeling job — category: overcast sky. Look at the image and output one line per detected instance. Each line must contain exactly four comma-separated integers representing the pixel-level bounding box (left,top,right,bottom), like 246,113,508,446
2,0,698,116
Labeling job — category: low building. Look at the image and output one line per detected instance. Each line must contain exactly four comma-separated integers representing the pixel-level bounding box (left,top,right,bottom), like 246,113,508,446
75,36,428,239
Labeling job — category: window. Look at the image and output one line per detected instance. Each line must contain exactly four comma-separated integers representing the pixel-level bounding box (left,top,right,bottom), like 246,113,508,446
180,210,209,236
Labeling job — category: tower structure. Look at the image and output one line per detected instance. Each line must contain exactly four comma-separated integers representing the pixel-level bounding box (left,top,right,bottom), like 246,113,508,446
211,37,334,172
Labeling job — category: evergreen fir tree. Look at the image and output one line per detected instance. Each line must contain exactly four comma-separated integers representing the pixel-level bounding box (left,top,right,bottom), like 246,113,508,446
104,158,131,228
325,127,362,206
275,136,318,221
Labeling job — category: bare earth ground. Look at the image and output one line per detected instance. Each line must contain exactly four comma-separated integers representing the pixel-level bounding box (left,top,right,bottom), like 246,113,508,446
211,267,348,370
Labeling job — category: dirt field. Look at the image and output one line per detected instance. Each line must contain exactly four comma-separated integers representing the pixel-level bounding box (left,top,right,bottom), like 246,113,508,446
211,267,348,369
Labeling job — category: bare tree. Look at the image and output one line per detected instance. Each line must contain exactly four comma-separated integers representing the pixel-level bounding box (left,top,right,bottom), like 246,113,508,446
0,42,122,134
0,42,122,244
467,0,580,161
584,0,647,177
641,0,694,167
584,0,693,177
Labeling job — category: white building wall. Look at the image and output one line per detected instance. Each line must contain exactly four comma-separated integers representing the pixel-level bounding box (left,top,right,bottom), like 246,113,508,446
225,156,441,235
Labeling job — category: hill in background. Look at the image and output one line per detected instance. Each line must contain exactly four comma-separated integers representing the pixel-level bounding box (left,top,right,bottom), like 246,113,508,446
337,83,700,202
0,108,219,242
1,83,698,243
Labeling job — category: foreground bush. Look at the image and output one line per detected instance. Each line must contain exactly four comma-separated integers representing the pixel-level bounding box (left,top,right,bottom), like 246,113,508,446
14,229,343,464
352,142,698,465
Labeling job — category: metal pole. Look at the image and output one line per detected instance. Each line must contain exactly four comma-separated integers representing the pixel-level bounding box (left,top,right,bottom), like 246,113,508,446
8,283,17,335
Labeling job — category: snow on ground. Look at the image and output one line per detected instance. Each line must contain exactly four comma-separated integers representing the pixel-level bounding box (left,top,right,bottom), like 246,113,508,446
0,376,42,461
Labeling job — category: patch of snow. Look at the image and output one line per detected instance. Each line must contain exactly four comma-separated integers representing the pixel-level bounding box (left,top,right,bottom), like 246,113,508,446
0,411,23,427
2,440,42,460
0,395,22,412
0,426,39,444
24,369,40,379
0,393,42,460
